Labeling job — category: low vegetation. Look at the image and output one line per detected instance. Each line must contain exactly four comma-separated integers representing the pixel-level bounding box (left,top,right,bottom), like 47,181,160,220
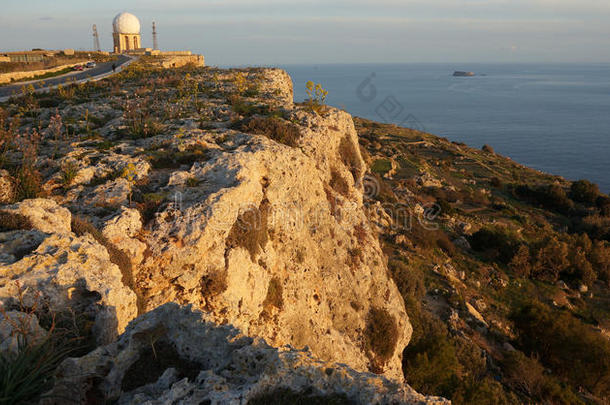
234,115,301,147
248,387,353,405
0,211,33,232
356,117,610,404
304,81,329,114
365,307,398,368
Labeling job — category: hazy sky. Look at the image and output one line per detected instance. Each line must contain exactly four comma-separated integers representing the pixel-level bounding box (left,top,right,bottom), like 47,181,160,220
1,0,609,65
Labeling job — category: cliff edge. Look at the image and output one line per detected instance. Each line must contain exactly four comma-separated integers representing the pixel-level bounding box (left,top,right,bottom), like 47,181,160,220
0,63,448,403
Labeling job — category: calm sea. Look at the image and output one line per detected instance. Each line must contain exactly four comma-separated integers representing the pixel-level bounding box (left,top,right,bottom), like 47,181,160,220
280,64,610,193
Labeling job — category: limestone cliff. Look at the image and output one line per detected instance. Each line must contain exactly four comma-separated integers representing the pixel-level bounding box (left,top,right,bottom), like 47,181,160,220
0,65,447,403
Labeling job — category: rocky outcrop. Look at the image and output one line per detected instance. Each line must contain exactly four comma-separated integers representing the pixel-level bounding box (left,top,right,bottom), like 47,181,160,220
1,67,433,399
136,104,409,379
45,303,448,405
0,199,137,344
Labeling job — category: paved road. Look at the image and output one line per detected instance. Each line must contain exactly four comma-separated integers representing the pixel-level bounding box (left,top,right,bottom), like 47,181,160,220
0,55,133,101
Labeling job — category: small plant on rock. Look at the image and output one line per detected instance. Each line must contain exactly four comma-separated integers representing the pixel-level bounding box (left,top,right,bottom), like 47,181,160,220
121,163,138,206
233,72,248,95
365,307,398,371
60,161,79,187
305,81,329,114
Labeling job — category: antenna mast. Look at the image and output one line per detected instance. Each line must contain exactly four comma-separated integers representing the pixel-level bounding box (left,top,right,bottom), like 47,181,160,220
92,24,101,52
152,21,158,50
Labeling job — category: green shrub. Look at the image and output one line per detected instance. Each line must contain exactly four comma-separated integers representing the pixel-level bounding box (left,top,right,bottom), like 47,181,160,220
0,337,73,404
370,159,392,175
365,307,398,365
469,227,518,264
515,183,573,215
146,145,209,169
436,232,457,257
304,81,328,114
508,244,531,278
435,198,455,216
596,195,610,217
135,192,167,224
490,177,503,188
14,166,42,202
229,96,273,117
329,169,350,197
481,144,495,154
60,161,78,187
530,236,569,282
502,351,583,404
388,259,425,301
570,180,600,205
451,377,518,405
185,177,200,187
590,241,610,285
403,331,460,397
511,301,610,398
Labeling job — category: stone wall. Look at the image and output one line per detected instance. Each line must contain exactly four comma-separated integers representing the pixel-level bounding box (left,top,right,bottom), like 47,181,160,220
160,54,205,68
0,63,81,85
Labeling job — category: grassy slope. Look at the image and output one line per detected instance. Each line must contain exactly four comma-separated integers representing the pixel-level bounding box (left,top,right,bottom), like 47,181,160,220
355,117,610,404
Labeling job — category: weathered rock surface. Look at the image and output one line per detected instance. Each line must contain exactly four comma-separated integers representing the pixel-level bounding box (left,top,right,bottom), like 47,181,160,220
137,104,409,379
0,199,137,344
0,310,47,356
0,67,442,400
45,303,448,405
2,198,71,234
0,169,15,204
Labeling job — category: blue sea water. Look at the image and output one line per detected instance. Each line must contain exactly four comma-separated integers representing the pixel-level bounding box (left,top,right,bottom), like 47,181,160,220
280,64,610,192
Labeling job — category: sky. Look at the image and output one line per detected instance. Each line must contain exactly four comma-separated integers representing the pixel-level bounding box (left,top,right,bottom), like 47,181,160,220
1,0,609,65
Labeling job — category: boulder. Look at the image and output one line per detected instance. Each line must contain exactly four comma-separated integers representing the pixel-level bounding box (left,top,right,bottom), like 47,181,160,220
466,302,488,328
2,198,71,234
0,208,137,344
102,207,147,267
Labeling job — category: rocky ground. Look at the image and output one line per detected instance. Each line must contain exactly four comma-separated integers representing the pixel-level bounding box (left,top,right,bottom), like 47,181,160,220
0,60,447,404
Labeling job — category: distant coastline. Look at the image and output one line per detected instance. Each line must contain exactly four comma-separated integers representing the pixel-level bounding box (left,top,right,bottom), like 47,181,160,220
284,63,610,192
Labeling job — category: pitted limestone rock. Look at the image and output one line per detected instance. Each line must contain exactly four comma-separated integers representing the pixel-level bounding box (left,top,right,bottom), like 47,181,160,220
45,304,449,405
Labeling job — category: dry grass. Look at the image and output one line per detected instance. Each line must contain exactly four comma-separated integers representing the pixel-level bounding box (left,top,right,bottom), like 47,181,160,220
338,136,362,182
234,116,301,147
0,211,33,232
